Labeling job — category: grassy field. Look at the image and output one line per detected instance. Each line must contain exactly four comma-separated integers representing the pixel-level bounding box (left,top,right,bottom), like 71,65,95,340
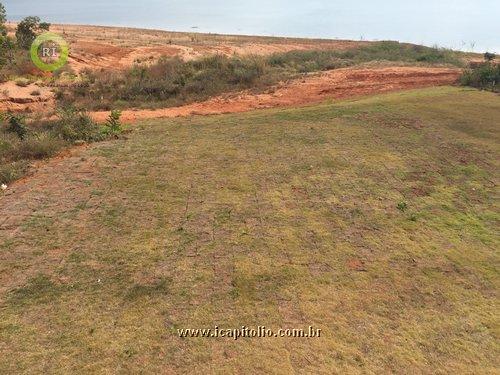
0,87,498,373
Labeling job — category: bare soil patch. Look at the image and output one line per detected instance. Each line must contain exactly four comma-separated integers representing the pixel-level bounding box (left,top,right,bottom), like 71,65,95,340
0,81,54,112
89,66,461,123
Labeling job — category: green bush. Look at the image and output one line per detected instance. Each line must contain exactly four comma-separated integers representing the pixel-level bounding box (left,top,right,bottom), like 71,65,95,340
50,107,105,142
101,110,123,137
0,49,35,78
0,161,28,184
0,2,6,32
6,115,28,140
461,63,500,92
0,2,10,69
397,201,408,212
0,121,66,185
0,108,123,184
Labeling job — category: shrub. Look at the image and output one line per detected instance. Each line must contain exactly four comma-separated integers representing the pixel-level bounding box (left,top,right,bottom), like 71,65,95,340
1,108,123,184
0,3,6,30
0,2,10,68
14,133,65,160
397,202,408,212
461,63,500,92
0,133,15,161
0,36,14,70
6,115,28,140
484,52,496,62
0,161,28,184
50,107,105,142
15,78,30,87
1,50,36,77
104,110,122,135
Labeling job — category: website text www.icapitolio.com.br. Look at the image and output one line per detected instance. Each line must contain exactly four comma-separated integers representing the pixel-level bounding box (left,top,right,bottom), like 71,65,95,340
177,326,322,340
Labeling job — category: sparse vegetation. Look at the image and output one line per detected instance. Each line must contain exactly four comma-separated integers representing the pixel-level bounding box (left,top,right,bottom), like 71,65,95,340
0,109,123,184
268,41,462,71
0,3,51,78
59,55,273,110
59,42,464,110
0,4,496,372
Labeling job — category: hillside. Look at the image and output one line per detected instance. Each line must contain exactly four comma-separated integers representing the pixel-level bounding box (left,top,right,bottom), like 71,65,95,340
5,22,370,72
1,87,498,373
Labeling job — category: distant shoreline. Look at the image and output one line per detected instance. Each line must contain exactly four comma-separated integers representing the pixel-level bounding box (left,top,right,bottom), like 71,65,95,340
5,21,375,44
6,21,496,54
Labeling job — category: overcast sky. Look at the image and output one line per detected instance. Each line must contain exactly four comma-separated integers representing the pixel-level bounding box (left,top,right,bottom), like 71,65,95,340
3,0,499,52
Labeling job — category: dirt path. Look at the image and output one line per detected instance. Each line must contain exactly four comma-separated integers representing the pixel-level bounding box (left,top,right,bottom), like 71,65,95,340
91,66,461,123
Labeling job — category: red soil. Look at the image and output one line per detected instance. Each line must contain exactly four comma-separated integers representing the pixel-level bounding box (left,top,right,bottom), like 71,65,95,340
90,67,461,123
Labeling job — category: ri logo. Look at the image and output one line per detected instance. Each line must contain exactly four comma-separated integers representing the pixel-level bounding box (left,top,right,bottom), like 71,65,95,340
30,32,69,72
42,46,58,58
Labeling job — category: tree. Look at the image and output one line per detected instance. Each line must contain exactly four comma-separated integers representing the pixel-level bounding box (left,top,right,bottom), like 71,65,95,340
15,16,50,49
0,2,7,37
484,52,496,62
0,2,13,68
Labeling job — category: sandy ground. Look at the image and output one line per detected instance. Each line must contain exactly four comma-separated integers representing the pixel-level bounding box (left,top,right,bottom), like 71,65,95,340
90,66,461,123
56,24,368,71
7,23,369,72
0,81,55,112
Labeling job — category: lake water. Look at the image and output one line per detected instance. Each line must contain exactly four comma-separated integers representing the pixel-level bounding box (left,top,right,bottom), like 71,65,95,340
4,0,499,53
